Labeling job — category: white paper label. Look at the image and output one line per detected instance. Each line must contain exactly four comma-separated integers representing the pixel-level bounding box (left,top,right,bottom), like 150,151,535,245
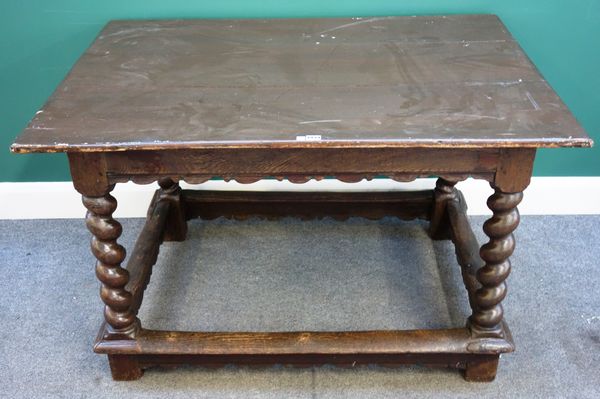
296,135,322,141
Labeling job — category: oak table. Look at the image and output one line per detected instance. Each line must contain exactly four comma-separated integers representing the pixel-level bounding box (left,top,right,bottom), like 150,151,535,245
11,15,592,382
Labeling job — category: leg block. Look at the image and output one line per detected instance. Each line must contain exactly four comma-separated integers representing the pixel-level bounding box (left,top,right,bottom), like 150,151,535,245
463,355,499,382
108,355,144,381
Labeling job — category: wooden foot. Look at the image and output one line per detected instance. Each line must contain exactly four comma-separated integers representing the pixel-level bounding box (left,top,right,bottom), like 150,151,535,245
463,356,499,382
158,178,187,241
108,355,144,381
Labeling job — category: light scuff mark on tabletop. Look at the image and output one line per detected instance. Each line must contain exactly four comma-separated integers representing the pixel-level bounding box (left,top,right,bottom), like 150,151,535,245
317,17,393,35
100,26,167,40
525,91,541,110
299,120,342,124
466,79,524,87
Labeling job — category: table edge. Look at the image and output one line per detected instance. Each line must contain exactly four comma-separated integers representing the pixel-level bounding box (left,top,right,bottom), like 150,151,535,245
10,137,594,154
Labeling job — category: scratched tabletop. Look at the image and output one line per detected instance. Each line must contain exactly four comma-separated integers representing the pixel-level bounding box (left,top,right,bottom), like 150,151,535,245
11,15,592,153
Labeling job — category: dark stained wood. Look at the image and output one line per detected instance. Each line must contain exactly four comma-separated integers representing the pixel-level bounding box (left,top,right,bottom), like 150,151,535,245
429,178,458,240
133,353,497,370
68,153,110,196
12,14,591,383
125,195,170,315
108,354,143,381
84,184,520,381
94,327,514,356
157,178,188,241
82,192,139,339
102,147,499,185
106,352,499,380
494,148,536,192
464,356,500,382
11,15,592,153
67,146,525,196
94,327,513,381
181,189,433,221
446,191,485,314
469,185,523,338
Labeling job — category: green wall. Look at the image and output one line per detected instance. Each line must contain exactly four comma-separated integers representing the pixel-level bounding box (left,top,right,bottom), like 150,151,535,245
2,1,598,182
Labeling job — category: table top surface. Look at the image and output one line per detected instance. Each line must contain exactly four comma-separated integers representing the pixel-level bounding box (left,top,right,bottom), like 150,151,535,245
11,15,592,153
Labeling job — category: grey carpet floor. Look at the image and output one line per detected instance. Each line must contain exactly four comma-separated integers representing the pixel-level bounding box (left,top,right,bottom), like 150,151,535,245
0,216,599,398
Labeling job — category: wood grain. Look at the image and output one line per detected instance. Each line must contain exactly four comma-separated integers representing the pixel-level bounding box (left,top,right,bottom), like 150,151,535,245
447,191,485,312
11,15,592,153
125,195,170,315
181,189,433,221
83,192,138,338
94,328,514,356
102,148,499,184
470,185,523,337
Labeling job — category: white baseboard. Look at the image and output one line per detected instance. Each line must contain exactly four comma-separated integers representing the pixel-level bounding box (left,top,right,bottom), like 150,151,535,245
1,177,599,219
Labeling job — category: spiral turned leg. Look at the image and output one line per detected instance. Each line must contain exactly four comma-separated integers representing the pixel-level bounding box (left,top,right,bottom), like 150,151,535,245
429,177,458,240
83,191,139,338
469,185,523,336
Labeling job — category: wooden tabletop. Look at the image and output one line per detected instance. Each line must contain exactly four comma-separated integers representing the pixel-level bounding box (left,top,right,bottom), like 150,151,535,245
11,15,592,153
